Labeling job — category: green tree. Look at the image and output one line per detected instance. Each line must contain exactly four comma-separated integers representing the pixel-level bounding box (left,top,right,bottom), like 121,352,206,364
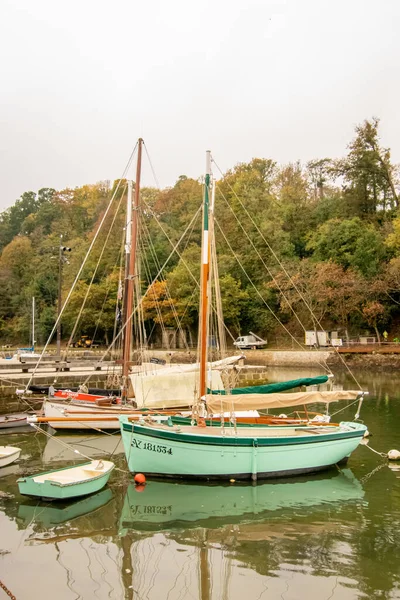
306,217,386,277
334,117,398,216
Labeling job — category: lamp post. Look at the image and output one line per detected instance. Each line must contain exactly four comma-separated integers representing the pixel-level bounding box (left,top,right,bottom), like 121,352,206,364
56,235,71,359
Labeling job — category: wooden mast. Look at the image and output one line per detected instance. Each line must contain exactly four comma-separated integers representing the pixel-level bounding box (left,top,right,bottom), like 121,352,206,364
199,151,211,399
121,138,143,403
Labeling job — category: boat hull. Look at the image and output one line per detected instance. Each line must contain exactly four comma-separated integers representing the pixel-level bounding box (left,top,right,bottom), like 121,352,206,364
0,414,28,429
43,401,136,430
120,418,367,480
17,460,114,500
0,446,22,467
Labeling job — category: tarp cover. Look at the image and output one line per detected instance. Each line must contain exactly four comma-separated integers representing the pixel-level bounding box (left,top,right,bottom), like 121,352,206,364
137,354,245,377
209,375,329,395
130,370,225,409
206,390,361,413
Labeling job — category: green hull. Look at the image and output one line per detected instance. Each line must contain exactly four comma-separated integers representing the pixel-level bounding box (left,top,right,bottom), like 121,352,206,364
119,469,364,532
120,418,367,480
17,460,114,500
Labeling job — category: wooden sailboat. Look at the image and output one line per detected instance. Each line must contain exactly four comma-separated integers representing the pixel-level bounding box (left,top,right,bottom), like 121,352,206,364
119,151,368,481
32,141,355,434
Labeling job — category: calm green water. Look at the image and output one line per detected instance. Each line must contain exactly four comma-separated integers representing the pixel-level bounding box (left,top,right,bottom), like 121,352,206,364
0,369,399,600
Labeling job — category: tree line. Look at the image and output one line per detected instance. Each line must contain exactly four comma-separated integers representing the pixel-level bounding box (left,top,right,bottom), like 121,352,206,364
0,117,399,347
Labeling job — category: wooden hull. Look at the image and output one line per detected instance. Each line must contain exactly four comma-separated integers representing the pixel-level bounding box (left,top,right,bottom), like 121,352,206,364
17,460,114,500
43,401,137,430
0,446,21,467
0,414,28,429
120,418,367,481
54,390,120,404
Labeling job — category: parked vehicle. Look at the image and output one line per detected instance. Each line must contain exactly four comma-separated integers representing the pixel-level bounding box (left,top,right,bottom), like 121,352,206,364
233,332,267,350
72,336,93,348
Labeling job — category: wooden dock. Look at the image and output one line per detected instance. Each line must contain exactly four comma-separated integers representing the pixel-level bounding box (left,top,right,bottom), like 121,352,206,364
336,344,400,354
0,360,118,405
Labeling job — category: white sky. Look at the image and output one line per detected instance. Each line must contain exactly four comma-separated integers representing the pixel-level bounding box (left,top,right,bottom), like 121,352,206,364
0,0,399,210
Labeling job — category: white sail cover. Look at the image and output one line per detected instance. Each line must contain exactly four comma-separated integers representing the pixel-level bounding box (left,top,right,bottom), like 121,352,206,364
130,369,225,409
206,390,362,413
137,354,245,376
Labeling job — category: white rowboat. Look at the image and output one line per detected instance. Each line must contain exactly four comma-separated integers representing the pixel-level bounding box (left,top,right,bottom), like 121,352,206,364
0,446,21,468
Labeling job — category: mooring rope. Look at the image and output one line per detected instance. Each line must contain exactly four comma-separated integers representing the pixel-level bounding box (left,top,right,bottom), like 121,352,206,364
28,423,129,474
0,578,16,600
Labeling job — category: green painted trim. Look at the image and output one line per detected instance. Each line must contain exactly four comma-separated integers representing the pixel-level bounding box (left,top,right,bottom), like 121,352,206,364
121,422,366,448
204,173,210,231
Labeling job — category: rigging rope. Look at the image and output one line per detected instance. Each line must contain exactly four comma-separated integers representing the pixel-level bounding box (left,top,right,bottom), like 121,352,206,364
65,183,127,358
25,143,139,391
216,185,308,335
211,156,363,391
76,204,207,389
28,423,129,472
214,218,332,374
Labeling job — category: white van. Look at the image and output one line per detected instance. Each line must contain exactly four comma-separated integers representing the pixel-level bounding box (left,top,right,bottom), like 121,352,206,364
233,333,267,350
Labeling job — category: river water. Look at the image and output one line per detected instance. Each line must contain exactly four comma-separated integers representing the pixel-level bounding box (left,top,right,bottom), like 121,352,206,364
0,368,399,600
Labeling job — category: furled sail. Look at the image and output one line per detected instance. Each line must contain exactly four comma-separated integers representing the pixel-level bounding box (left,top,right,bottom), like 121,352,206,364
205,390,362,413
208,375,329,395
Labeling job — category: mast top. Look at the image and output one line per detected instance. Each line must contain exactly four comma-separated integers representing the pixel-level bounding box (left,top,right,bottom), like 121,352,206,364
205,151,211,176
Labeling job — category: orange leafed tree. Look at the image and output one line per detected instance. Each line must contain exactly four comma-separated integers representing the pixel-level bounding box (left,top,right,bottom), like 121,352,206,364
142,280,181,327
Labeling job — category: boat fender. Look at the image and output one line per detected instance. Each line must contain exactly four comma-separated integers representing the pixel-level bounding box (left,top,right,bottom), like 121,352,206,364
388,449,400,461
278,414,288,419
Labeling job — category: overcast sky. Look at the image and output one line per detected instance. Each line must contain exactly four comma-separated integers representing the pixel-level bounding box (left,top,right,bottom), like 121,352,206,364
0,0,399,210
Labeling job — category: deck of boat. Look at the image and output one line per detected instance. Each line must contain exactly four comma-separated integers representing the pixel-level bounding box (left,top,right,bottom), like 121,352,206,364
138,423,339,438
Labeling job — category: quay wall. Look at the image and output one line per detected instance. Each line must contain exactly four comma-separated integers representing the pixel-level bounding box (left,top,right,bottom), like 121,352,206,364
0,371,111,413
2,348,397,411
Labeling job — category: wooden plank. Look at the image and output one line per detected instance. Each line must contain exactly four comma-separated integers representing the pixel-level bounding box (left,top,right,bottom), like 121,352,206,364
337,345,400,354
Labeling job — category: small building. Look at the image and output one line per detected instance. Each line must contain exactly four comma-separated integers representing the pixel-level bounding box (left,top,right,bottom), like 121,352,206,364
305,331,331,347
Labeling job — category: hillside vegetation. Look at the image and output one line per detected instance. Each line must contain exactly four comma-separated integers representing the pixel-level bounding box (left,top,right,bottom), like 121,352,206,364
1,118,399,347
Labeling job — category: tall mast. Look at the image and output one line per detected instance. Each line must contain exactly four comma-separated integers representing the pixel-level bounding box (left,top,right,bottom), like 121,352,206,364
210,182,226,358
199,151,211,398
121,179,133,353
121,138,143,402
32,296,35,351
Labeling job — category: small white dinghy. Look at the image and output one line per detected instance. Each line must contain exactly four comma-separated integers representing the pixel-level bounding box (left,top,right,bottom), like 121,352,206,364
0,446,21,468
17,459,115,500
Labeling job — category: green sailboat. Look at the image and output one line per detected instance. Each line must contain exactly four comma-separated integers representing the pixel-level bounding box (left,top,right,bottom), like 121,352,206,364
119,151,368,481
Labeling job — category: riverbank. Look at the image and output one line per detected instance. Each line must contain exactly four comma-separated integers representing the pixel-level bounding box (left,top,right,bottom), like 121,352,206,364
160,348,400,370
2,348,399,409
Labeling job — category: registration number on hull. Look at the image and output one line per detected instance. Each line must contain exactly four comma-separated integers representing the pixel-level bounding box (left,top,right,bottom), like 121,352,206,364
131,438,173,455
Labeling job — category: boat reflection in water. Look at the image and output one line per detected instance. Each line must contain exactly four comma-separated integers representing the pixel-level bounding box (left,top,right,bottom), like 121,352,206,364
17,488,114,528
119,468,365,534
3,467,368,600
42,433,124,464
117,469,367,600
